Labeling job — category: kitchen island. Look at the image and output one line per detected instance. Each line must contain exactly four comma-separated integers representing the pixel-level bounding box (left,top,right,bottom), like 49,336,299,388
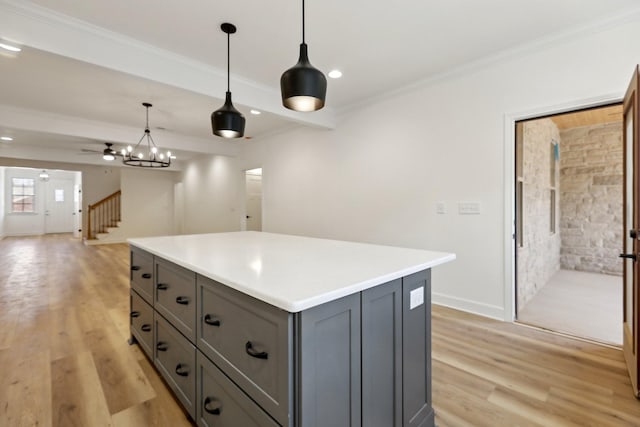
128,231,455,427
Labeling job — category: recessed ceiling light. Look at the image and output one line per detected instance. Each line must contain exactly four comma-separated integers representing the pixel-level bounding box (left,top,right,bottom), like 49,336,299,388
250,109,261,115
0,42,21,52
1,136,13,141
328,70,342,79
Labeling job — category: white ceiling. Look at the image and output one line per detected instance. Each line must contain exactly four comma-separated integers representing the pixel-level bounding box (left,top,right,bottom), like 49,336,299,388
1,0,640,168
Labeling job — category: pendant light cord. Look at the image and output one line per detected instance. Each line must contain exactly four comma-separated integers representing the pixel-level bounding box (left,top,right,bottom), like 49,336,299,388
227,31,230,92
145,104,149,130
302,0,306,43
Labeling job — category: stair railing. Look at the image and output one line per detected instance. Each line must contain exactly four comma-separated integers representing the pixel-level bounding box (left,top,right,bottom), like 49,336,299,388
87,190,121,240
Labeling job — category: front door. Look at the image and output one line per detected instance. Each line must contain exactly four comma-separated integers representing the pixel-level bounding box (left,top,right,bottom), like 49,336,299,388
622,65,640,397
44,178,75,233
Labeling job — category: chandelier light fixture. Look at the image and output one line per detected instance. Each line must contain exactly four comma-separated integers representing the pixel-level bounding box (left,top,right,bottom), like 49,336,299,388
280,0,327,112
211,23,245,138
123,102,172,168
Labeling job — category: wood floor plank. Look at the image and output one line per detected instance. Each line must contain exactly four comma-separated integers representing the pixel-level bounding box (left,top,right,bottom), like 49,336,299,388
51,351,112,427
84,327,156,415
0,348,52,427
111,356,192,427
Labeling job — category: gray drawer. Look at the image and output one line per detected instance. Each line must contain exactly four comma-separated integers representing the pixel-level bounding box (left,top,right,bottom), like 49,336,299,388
196,275,291,426
155,258,196,342
130,290,154,360
196,351,280,427
155,314,196,419
131,247,154,304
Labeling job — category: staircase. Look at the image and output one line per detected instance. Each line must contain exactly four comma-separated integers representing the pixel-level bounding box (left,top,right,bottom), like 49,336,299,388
84,190,124,245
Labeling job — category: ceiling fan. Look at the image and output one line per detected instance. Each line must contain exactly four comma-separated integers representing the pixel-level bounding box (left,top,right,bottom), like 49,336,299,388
79,142,121,161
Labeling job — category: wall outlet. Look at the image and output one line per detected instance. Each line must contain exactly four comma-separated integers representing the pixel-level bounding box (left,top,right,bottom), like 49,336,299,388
436,201,446,214
410,287,424,310
458,201,481,215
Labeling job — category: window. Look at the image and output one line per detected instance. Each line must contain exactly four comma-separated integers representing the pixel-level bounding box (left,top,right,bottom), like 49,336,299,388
515,122,524,247
11,177,35,213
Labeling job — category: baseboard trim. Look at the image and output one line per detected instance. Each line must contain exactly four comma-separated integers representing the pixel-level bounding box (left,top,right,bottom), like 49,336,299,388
432,292,505,321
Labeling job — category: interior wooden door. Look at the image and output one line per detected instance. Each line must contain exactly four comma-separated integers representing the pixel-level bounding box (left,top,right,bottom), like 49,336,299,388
622,65,640,398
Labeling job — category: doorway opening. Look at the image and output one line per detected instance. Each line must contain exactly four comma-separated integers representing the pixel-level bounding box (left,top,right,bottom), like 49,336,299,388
2,166,82,238
244,168,262,232
514,104,623,346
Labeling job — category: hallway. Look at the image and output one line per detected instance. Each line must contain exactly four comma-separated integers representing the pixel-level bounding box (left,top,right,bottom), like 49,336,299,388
517,269,621,345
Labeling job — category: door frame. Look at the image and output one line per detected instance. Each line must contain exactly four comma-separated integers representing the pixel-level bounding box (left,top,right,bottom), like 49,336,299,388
502,93,622,322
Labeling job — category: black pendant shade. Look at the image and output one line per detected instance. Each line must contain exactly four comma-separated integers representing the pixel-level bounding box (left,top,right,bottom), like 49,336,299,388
212,23,245,138
281,0,326,112
281,43,327,112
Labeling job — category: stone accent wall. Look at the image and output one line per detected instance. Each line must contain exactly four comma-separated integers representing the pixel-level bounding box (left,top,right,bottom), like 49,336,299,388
559,122,623,276
517,119,561,309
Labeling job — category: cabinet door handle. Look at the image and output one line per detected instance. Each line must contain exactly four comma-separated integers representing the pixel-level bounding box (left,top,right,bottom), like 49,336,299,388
176,296,189,305
142,273,152,279
175,363,189,377
141,324,151,332
157,283,168,291
204,397,222,415
245,341,268,359
157,342,168,352
204,314,221,327
130,311,140,318
131,265,140,271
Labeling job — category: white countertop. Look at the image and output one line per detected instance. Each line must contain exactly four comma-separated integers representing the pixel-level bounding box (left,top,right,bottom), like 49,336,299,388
128,232,455,312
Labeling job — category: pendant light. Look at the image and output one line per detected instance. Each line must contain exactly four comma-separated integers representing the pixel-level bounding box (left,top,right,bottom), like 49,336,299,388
211,23,245,138
280,0,327,112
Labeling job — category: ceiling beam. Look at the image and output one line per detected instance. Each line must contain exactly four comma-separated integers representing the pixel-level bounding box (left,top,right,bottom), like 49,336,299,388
0,0,336,130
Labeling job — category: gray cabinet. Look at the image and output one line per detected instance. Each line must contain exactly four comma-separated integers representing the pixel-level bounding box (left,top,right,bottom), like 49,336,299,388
296,292,362,427
130,290,154,360
402,270,434,427
196,350,280,427
155,258,196,342
130,247,153,303
155,314,196,419
362,279,402,427
129,246,435,427
196,276,292,426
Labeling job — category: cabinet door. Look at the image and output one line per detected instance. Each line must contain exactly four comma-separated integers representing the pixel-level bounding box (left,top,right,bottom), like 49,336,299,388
362,279,402,427
155,314,196,419
196,351,279,427
297,293,361,427
155,258,196,342
131,248,154,304
130,290,154,360
402,269,434,427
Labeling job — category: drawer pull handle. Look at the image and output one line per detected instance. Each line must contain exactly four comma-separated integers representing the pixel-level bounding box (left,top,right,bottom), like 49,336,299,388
142,273,152,279
175,296,189,305
157,342,168,352
204,314,221,327
175,363,189,377
157,283,168,291
204,397,222,415
141,324,151,332
131,265,140,271
245,341,268,360
130,311,140,318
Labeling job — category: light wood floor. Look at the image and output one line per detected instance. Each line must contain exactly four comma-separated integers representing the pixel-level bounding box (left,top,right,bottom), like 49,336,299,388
1,235,639,426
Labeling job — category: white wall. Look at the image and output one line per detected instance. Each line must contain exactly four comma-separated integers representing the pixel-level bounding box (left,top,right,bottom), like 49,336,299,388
119,167,179,238
239,15,640,320
181,155,242,234
0,157,120,238
3,167,77,236
0,167,4,239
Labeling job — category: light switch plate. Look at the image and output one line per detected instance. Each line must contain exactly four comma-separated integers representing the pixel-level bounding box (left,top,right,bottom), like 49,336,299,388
410,287,424,310
458,201,481,215
436,201,446,214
